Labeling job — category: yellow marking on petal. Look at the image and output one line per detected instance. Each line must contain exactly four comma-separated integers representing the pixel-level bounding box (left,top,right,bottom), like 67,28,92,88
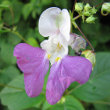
55,57,61,62
57,43,62,50
47,54,51,59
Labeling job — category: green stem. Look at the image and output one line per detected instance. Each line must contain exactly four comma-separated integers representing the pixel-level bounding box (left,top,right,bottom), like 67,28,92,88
9,6,14,26
0,83,24,91
12,31,27,43
73,15,81,20
72,0,77,14
76,24,95,52
2,26,27,43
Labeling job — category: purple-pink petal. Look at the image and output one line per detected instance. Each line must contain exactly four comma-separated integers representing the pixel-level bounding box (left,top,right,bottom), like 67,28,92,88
46,56,92,104
14,43,49,97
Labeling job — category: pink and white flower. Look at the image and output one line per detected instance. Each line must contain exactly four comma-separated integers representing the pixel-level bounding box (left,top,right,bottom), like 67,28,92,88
14,7,92,105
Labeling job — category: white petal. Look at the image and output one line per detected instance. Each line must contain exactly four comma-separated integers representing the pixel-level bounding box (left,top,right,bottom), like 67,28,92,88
40,36,68,65
39,7,61,37
59,9,71,41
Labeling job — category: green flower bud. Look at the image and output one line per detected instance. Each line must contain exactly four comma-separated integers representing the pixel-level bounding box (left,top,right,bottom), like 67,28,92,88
75,3,83,12
84,11,91,16
82,50,96,69
86,16,96,23
58,97,66,104
101,2,110,16
84,3,92,11
91,7,97,14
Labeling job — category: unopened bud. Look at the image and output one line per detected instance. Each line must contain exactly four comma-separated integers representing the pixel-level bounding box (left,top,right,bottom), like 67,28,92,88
75,3,83,12
86,16,96,23
84,3,92,11
91,7,97,14
84,11,91,16
82,50,96,69
58,97,66,104
101,2,110,16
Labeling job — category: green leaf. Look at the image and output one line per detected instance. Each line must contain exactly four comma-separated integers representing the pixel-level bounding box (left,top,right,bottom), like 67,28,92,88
94,104,110,110
8,33,21,45
3,1,23,25
0,75,45,110
49,96,85,110
70,52,110,102
27,37,39,47
0,41,16,65
35,27,45,42
0,0,11,8
22,3,33,20
0,66,20,85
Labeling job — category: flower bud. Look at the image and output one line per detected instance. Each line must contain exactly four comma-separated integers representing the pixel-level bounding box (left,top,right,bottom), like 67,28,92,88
82,50,96,69
101,2,110,16
58,97,66,104
91,7,97,14
84,3,92,11
84,11,91,16
75,3,83,12
86,16,96,23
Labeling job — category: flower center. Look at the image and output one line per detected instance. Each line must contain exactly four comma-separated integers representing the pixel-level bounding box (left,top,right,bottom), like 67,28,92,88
56,43,62,51
55,57,61,62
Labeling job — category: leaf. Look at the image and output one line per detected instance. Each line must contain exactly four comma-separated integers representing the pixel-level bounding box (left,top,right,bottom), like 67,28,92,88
53,0,69,9
8,33,21,45
49,96,85,110
3,1,23,25
0,75,45,110
22,3,33,20
0,66,20,85
27,37,39,47
94,104,110,110
0,41,16,65
70,52,110,102
42,101,52,110
35,28,45,42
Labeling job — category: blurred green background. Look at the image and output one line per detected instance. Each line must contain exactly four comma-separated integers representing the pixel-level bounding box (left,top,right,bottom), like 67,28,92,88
0,0,110,110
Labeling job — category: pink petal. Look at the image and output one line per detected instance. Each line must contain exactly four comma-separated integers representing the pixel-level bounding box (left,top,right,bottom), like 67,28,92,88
14,43,49,97
46,56,92,104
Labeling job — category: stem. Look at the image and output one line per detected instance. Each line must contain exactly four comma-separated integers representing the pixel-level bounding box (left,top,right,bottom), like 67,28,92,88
73,15,81,20
2,26,27,43
9,6,14,26
12,31,27,43
72,0,77,14
0,83,24,91
76,25,95,52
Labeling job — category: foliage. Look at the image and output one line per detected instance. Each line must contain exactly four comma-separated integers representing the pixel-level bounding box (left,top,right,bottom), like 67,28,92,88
0,0,110,110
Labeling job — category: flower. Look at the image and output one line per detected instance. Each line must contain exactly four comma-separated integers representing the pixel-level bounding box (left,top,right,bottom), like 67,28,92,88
13,7,92,105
